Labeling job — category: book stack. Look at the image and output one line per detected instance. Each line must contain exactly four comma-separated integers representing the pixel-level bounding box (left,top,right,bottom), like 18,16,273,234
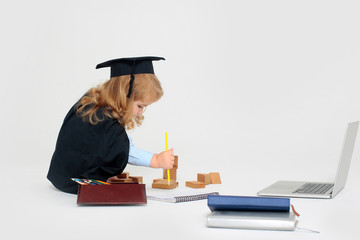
206,195,299,231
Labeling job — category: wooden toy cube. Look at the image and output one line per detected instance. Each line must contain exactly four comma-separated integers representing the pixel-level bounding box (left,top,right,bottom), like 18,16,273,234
163,167,177,180
210,172,221,184
185,181,205,188
152,179,178,189
129,176,143,184
197,173,211,185
117,172,130,179
173,155,178,168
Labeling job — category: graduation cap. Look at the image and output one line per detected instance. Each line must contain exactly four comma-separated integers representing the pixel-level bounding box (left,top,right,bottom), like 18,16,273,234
96,56,165,98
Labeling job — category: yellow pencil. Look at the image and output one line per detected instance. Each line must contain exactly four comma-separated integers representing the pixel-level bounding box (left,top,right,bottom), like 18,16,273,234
165,132,170,184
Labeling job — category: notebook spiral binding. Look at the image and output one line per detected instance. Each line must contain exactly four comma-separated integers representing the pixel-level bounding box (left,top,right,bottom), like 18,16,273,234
174,192,220,203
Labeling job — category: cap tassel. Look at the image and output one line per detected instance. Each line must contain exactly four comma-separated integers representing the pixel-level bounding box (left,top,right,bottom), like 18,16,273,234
126,60,136,98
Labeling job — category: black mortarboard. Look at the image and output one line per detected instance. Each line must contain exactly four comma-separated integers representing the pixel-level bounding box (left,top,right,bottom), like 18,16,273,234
96,56,165,98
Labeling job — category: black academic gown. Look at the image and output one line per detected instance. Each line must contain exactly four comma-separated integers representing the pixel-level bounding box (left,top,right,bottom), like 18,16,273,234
47,105,129,194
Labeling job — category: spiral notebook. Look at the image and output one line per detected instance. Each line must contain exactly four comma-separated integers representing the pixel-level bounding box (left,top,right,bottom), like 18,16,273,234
147,192,219,203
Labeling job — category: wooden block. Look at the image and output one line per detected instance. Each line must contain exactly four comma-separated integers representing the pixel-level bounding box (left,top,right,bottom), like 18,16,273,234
107,176,129,183
109,178,135,183
129,176,143,184
185,181,205,188
106,176,117,183
152,179,177,189
163,167,177,180
210,172,221,184
173,155,178,168
197,173,211,185
152,179,177,185
153,178,165,183
117,172,130,179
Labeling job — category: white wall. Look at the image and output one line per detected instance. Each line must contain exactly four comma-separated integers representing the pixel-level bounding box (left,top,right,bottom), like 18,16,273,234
1,0,360,186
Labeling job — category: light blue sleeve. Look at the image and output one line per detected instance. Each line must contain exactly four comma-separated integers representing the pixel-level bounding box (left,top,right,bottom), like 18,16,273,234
128,137,153,167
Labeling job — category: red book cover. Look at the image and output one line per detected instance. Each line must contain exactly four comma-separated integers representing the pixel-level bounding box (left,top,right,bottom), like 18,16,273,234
77,183,147,205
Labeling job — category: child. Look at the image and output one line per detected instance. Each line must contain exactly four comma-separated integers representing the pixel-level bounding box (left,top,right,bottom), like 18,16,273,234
47,56,174,194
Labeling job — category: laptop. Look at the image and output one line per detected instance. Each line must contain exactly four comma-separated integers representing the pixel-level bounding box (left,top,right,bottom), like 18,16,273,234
258,121,359,199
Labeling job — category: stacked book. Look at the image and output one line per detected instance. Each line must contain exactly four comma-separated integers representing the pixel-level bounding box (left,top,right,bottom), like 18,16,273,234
206,195,299,231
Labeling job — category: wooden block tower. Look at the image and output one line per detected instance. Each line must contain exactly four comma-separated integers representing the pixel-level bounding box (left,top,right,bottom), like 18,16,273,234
152,155,179,189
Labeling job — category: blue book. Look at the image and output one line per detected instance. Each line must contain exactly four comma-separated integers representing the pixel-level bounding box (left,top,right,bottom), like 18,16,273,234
207,195,290,212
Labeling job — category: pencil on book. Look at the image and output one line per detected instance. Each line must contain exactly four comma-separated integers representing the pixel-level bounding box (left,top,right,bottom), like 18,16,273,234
165,132,170,184
71,178,88,185
90,179,111,185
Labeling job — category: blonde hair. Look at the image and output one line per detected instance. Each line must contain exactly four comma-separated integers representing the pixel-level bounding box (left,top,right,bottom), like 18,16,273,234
76,74,163,129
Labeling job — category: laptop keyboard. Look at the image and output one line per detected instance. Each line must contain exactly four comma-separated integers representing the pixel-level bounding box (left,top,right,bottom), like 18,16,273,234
293,183,334,194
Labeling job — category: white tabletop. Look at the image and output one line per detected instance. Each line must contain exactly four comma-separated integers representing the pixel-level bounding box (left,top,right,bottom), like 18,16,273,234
3,154,359,240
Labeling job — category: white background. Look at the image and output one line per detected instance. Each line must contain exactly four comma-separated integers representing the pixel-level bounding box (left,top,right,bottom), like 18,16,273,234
1,1,360,239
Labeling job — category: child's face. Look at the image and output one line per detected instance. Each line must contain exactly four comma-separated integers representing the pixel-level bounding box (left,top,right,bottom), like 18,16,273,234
132,100,152,117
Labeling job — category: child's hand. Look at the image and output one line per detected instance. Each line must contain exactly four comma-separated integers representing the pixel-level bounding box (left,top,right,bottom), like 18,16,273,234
150,148,175,169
